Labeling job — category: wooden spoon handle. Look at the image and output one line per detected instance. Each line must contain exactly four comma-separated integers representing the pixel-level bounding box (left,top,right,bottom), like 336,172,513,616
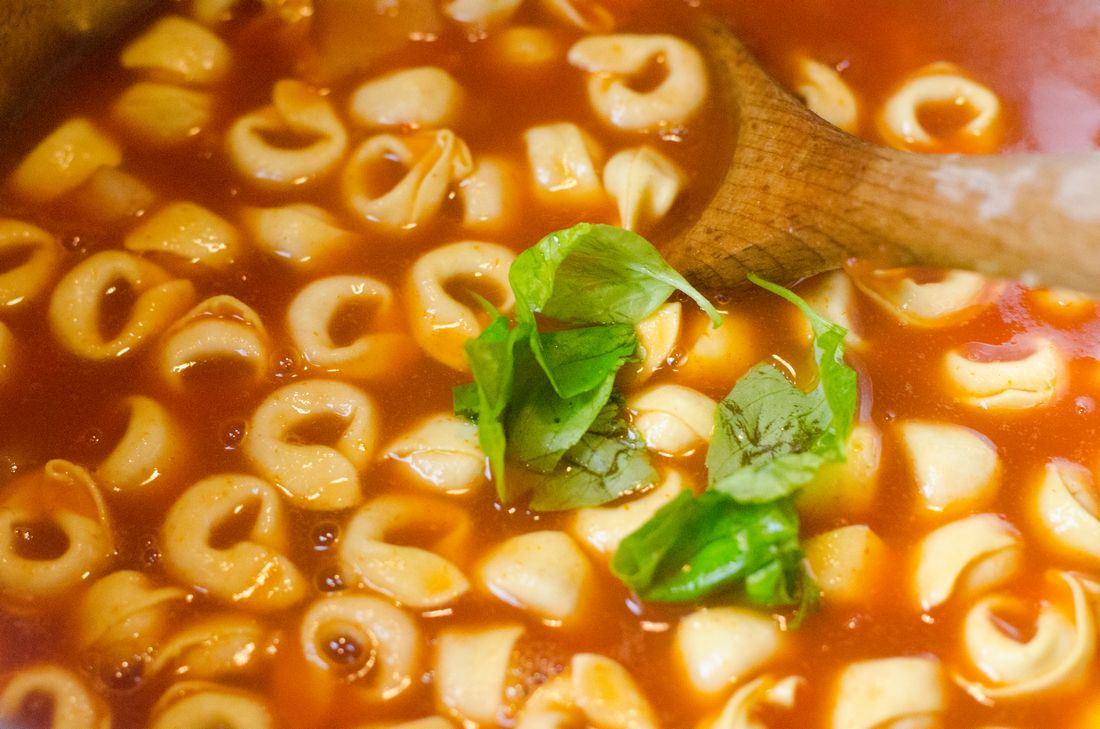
667,17,1100,293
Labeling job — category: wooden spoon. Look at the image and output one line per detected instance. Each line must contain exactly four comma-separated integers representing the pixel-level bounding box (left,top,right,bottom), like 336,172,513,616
664,16,1100,293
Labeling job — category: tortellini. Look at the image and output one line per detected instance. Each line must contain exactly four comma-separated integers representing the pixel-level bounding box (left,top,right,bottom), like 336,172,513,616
1031,460,1100,564
124,201,243,270
797,424,881,520
405,240,516,371
540,0,615,32
912,514,1022,611
628,384,716,455
944,338,1066,410
621,301,680,387
287,275,416,380
161,474,306,612
0,219,61,308
158,295,269,390
831,656,946,729
459,156,520,231
48,251,196,361
244,379,378,510
955,571,1097,701
349,67,464,129
490,26,561,68
228,79,348,190
515,654,658,729
804,524,888,606
95,396,184,494
699,675,804,729
149,681,275,729
675,607,784,694
0,664,111,729
603,146,685,230
853,268,1001,328
241,203,360,269
150,612,271,679
6,118,122,204
120,15,231,85
444,0,523,31
342,129,473,229
338,494,471,608
674,308,761,394
523,122,604,203
0,460,114,610
478,530,592,623
793,56,860,134
385,414,487,495
434,624,524,724
896,420,1001,516
568,34,708,132
112,81,214,147
571,469,688,555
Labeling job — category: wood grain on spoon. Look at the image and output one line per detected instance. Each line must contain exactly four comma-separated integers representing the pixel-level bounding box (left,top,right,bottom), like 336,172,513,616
665,15,1100,293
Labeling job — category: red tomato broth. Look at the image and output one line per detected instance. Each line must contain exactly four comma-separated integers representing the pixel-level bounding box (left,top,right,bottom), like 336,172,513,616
0,1,1096,728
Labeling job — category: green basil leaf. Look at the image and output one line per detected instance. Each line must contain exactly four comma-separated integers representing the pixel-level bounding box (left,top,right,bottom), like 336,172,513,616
537,324,638,399
452,383,480,421
611,490,805,604
511,223,721,328
529,428,657,512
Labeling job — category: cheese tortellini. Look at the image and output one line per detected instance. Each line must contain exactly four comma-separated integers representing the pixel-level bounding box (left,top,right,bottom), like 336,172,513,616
831,657,946,729
434,624,524,724
349,67,464,130
120,15,231,85
603,146,685,230
7,118,122,205
912,514,1022,611
385,414,487,495
675,607,784,694
793,55,860,134
241,203,360,270
897,420,1001,516
0,664,111,729
148,682,275,729
944,339,1066,410
523,122,605,203
478,530,592,623
158,295,269,390
1031,460,1100,563
515,654,658,729
124,201,243,270
0,219,61,309
628,383,716,455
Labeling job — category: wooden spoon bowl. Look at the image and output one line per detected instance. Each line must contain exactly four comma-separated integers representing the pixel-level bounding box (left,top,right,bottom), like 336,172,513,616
665,16,1100,293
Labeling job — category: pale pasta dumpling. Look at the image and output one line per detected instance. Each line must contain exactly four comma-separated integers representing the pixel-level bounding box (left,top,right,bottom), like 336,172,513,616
628,383,716,456
6,118,121,205
0,664,111,729
338,494,471,609
459,156,520,231
1031,460,1100,563
831,656,946,729
912,514,1022,611
342,129,474,230
0,218,61,308
944,338,1066,410
955,571,1097,701
804,524,888,606
567,34,708,132
675,607,785,694
478,530,592,623
112,81,214,148
244,379,378,510
799,271,862,346
241,203,360,270
571,469,688,555
674,308,761,394
74,570,186,661
125,201,243,270
443,0,523,30
158,295,269,390
161,474,306,612
298,595,421,703
523,122,605,203
853,268,1001,328
120,15,231,85
385,413,487,495
405,240,516,371
699,675,804,729
515,654,658,729
540,0,615,31
490,26,562,68
603,146,685,231
68,166,156,227
148,681,275,729
1029,287,1096,319
878,62,1003,154
896,420,1001,516
149,612,271,679
48,250,196,361
797,424,881,520
433,624,524,724
793,56,860,134
227,79,348,190
287,275,416,381
349,67,464,130
0,460,114,610
621,301,680,387
95,396,184,494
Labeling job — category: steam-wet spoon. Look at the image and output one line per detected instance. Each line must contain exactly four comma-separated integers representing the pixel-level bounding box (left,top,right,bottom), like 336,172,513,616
664,16,1100,293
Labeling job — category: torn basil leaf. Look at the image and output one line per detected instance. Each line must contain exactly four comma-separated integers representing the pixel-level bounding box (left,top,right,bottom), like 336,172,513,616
529,428,657,512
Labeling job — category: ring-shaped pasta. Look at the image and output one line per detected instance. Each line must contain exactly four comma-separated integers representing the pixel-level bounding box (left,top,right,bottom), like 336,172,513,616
161,473,305,612
567,34,708,132
515,654,658,729
299,595,421,703
896,420,1001,516
244,379,377,510
434,624,524,724
852,268,1002,328
68,166,156,228
339,494,471,609
288,275,417,380
1031,460,1100,564
48,250,196,361
603,146,685,231
124,201,243,270
0,460,114,610
149,681,275,729
385,413,487,495
443,0,523,30
149,612,271,679
797,423,882,521
405,240,516,371
831,656,945,729
6,118,121,205
241,203,361,270
912,514,1022,611
954,571,1097,702
349,67,464,130
120,15,231,86
539,0,615,32
793,56,860,134
523,122,604,203
158,295,269,390
459,156,520,231
478,530,592,624
112,81,214,148
944,338,1066,410
75,570,187,657
878,63,1004,154
0,664,111,729
804,525,889,606
699,675,804,729
0,219,61,308
675,607,784,695
571,470,688,555
342,129,474,230
627,383,715,456
227,79,348,190
95,396,184,494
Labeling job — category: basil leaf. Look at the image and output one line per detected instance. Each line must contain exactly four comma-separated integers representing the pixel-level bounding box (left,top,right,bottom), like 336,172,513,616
452,383,479,421
528,428,657,511
611,490,805,604
706,278,857,503
538,324,638,399
511,223,721,328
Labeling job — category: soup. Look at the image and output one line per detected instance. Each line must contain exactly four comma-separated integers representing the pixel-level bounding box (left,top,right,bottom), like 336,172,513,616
0,1,1098,728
